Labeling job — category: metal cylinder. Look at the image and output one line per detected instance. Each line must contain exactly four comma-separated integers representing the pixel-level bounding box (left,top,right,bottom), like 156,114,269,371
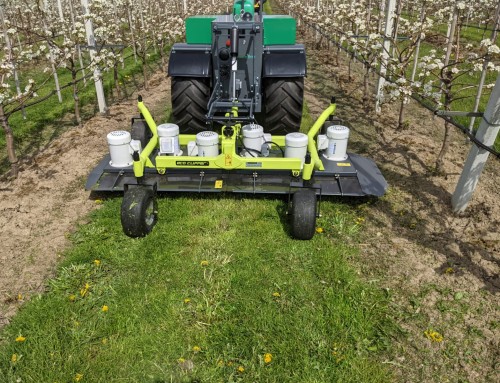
157,123,181,155
326,125,350,161
196,131,219,157
107,131,133,168
285,132,308,164
241,124,264,157
230,26,239,56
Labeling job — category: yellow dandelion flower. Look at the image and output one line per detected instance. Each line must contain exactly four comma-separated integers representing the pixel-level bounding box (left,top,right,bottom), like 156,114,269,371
69,294,76,302
74,373,83,382
200,260,209,267
356,217,366,225
316,227,324,233
102,305,109,312
445,267,454,274
94,199,103,205
178,357,186,363
93,259,101,266
272,292,280,297
217,359,224,367
17,293,23,301
80,283,90,297
15,336,26,342
424,329,444,342
237,366,245,373
11,354,18,363
184,298,191,304
192,345,201,352
264,353,272,364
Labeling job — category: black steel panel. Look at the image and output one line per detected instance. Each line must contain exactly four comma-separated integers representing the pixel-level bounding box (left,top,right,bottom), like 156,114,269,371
168,44,212,78
348,154,387,197
86,154,386,197
262,45,306,77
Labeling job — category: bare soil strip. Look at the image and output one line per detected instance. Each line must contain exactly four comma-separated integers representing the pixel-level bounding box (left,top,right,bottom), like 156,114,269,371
0,72,170,326
303,41,499,382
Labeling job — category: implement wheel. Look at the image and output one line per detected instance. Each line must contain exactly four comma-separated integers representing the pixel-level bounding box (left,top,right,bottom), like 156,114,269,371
262,77,304,134
291,189,317,240
171,77,210,133
121,187,158,238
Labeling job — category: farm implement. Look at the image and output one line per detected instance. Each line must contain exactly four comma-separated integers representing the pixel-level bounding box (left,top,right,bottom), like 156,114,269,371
85,0,387,239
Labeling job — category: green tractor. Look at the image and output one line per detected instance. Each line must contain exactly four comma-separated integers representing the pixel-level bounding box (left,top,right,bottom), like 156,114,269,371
86,0,387,240
168,0,305,134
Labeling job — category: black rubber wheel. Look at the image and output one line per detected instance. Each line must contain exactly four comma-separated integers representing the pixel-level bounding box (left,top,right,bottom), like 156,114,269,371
121,187,158,238
291,189,317,240
131,119,152,149
262,77,304,134
171,77,210,133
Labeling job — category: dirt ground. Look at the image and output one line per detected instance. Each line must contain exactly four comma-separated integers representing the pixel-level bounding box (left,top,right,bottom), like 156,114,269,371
301,34,499,383
0,72,171,326
0,26,499,383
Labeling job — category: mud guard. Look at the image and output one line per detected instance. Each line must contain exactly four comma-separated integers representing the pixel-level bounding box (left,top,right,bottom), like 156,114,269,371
168,43,212,78
262,45,307,77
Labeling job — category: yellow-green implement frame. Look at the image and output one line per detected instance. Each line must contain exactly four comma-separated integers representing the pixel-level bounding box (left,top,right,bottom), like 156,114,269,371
132,98,336,181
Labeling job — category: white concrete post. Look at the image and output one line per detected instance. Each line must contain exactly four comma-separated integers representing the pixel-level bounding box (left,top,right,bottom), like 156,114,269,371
81,0,107,114
375,0,396,113
452,74,500,213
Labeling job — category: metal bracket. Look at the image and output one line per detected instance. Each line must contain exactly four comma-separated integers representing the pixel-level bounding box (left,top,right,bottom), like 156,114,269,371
198,171,205,192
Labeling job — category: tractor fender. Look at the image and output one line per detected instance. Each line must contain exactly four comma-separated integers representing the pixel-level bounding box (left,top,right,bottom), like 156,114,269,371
262,44,307,78
168,43,212,78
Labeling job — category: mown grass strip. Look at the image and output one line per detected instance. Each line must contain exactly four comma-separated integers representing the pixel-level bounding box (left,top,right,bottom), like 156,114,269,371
0,194,394,382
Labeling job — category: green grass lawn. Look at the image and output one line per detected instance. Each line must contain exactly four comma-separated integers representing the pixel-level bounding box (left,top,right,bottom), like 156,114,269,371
0,194,395,382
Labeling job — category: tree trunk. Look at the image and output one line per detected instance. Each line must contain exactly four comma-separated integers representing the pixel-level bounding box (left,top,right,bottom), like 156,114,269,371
0,105,19,177
141,55,148,90
397,99,406,129
114,63,121,98
435,120,452,174
336,34,340,66
348,52,354,80
363,64,370,107
435,88,452,173
71,61,81,125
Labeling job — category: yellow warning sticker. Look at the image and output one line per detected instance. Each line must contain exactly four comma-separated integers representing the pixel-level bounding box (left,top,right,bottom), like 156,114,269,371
337,163,352,167
215,180,223,189
225,154,232,167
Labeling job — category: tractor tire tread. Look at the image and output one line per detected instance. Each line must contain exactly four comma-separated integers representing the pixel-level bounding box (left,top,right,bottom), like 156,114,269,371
263,78,304,134
171,77,210,133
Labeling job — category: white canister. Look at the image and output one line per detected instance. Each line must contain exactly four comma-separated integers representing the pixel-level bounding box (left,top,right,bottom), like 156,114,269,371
325,125,350,161
107,130,133,167
196,131,219,157
242,124,264,154
158,123,181,155
285,132,308,163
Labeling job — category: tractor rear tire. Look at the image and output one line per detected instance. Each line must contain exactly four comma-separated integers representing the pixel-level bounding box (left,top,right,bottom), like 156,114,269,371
263,77,304,134
171,77,210,133
121,187,158,238
291,189,317,240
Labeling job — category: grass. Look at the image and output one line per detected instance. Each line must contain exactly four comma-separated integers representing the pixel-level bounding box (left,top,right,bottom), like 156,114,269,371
0,194,395,382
